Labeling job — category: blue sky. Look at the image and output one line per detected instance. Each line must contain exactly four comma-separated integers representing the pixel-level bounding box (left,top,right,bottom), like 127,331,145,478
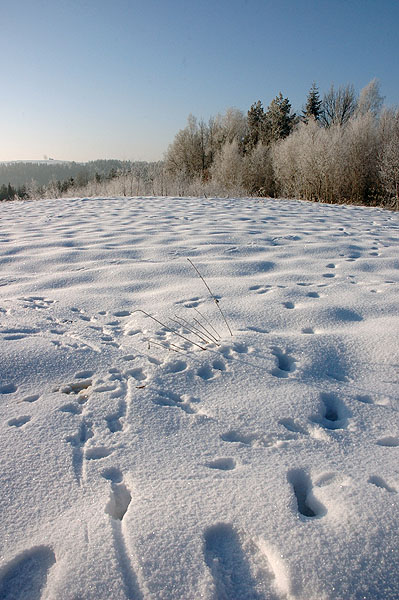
1,0,398,162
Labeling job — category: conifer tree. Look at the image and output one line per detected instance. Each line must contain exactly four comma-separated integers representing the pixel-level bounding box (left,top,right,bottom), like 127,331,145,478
265,93,296,143
303,82,322,122
245,100,267,150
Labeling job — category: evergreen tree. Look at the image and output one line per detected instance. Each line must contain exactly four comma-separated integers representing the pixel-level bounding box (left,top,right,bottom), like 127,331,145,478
265,92,296,143
245,101,267,150
303,82,322,122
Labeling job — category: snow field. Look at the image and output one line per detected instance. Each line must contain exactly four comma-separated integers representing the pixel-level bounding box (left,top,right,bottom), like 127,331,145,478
0,196,399,599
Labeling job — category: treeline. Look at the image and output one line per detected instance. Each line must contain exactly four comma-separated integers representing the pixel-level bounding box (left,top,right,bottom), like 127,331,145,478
162,79,398,208
3,80,398,208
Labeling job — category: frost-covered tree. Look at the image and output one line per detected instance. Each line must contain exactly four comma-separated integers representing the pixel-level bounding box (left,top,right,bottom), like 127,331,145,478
378,108,399,208
210,139,244,194
242,142,274,196
164,114,206,181
264,92,296,143
356,78,384,118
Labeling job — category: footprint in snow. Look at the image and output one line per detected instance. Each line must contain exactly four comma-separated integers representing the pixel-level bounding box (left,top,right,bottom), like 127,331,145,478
20,296,55,310
249,284,272,294
204,524,275,600
163,359,187,373
197,359,226,380
101,468,142,598
221,430,259,446
287,469,326,519
85,447,113,460
152,389,198,414
0,383,18,394
102,468,132,520
205,458,236,471
105,399,127,433
376,436,399,447
0,546,56,600
21,394,40,403
271,347,296,378
8,415,31,428
125,367,147,382
310,393,349,430
368,475,397,493
283,301,295,309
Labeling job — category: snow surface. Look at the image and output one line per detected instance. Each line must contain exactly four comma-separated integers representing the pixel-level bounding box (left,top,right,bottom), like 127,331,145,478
0,195,399,600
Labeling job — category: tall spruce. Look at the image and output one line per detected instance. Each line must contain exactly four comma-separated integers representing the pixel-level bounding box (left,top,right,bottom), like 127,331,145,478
245,100,267,150
303,82,322,122
265,92,296,143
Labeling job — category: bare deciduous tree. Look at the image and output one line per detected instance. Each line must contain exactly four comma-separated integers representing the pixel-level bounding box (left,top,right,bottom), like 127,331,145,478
320,84,357,127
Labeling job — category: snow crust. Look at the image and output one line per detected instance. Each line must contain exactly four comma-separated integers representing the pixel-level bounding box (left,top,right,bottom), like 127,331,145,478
0,195,398,599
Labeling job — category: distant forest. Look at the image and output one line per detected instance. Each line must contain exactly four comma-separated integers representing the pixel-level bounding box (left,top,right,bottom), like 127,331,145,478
0,160,155,200
1,79,398,208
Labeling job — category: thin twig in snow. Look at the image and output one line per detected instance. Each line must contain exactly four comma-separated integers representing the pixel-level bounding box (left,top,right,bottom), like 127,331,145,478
187,258,233,337
193,307,221,340
132,309,207,351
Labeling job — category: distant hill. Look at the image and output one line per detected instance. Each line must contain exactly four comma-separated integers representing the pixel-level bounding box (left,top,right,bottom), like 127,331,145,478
0,160,132,188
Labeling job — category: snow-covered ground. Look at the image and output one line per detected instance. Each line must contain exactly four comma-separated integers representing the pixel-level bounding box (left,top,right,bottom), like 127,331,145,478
1,196,399,600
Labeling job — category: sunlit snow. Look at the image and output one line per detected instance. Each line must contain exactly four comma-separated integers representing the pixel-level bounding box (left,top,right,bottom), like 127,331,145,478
0,196,398,599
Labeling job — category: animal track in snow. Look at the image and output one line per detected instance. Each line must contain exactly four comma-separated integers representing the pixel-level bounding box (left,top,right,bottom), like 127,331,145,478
60,378,93,399
105,400,127,433
164,359,187,373
204,524,266,600
376,436,399,447
85,446,113,460
221,430,259,446
8,415,31,428
152,389,198,414
19,296,55,310
125,367,147,382
283,301,295,309
0,545,56,600
205,458,236,471
0,383,17,394
311,393,349,430
113,310,131,318
21,394,40,403
271,347,296,377
66,418,94,485
249,284,272,294
175,295,217,309
59,403,82,415
356,394,374,404
1,327,39,341
101,469,142,599
196,356,227,380
287,469,326,519
368,475,397,493
307,291,320,298
103,468,132,520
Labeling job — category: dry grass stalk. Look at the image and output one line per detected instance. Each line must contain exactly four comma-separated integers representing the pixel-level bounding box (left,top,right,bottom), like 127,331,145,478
187,258,233,337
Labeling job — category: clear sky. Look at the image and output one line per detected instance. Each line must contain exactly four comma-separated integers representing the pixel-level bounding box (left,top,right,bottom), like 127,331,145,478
1,0,398,162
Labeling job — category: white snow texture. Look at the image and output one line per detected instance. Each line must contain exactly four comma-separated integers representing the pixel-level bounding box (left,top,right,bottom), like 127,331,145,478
0,195,398,600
